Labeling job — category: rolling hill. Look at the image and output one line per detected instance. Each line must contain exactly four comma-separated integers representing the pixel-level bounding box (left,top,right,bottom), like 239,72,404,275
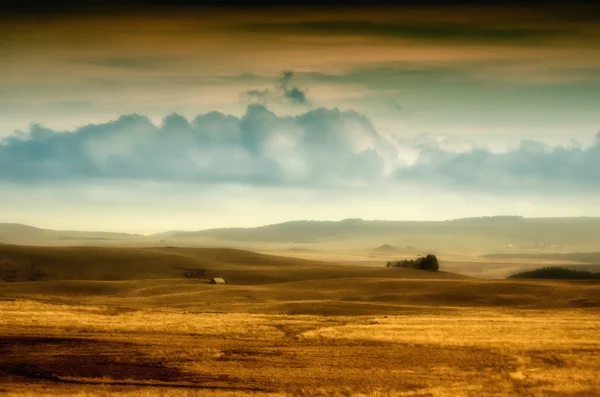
158,216,600,259
3,217,600,255
0,244,463,284
1,244,598,315
0,223,140,245
161,216,600,248
3,217,600,280
508,267,600,280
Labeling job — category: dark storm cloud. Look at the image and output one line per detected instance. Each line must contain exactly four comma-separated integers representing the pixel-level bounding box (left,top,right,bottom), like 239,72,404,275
0,0,254,16
241,71,310,106
302,66,469,88
297,64,600,103
278,71,309,105
0,0,442,19
0,0,515,16
80,56,178,70
240,21,579,45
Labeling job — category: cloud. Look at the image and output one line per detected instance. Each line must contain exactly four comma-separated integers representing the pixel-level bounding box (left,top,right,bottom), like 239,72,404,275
277,71,308,105
395,132,600,194
241,89,271,104
80,56,179,70
304,63,600,89
240,20,579,45
241,71,310,106
2,103,600,195
386,99,403,113
0,105,386,187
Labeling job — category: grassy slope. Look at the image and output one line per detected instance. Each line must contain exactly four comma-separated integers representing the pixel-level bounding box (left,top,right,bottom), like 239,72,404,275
0,245,598,314
2,277,597,314
0,244,463,283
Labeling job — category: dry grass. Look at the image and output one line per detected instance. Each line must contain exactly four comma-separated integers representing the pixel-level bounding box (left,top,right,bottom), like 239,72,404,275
0,245,465,283
299,310,600,348
1,276,597,315
1,245,599,396
1,299,599,397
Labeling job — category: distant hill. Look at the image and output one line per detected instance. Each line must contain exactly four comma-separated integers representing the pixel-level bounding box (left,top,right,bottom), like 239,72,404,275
160,216,600,251
3,217,600,253
166,218,371,242
373,244,398,252
162,216,590,241
508,267,600,280
0,223,140,245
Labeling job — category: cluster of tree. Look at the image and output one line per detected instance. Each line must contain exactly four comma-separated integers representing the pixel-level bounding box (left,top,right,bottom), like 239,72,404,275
508,267,600,280
386,254,439,272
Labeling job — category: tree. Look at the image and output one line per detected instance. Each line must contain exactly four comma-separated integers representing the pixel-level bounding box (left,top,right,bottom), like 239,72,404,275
386,255,439,271
421,254,439,271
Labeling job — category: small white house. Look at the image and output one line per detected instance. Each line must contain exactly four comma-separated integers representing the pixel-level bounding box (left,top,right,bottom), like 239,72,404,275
209,277,227,285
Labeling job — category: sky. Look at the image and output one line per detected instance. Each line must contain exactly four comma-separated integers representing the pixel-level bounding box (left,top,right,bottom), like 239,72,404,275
1,1,600,233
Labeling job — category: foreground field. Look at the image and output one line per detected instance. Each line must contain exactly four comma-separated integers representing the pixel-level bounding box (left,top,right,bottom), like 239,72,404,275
1,299,598,397
1,245,599,396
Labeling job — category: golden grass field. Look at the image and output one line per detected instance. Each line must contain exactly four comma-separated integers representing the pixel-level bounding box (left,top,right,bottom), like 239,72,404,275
0,245,599,396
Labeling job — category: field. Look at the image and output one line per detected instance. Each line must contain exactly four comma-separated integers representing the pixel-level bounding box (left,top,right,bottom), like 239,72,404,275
0,246,599,396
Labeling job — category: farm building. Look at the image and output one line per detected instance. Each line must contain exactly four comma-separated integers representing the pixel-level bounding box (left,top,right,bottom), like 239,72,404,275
209,277,227,285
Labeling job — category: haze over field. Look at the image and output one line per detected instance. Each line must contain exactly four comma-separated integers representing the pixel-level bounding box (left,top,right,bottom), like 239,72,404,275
1,1,600,232
2,216,600,278
2,2,600,396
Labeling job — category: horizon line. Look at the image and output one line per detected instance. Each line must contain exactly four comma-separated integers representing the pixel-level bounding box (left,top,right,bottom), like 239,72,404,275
3,215,600,236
